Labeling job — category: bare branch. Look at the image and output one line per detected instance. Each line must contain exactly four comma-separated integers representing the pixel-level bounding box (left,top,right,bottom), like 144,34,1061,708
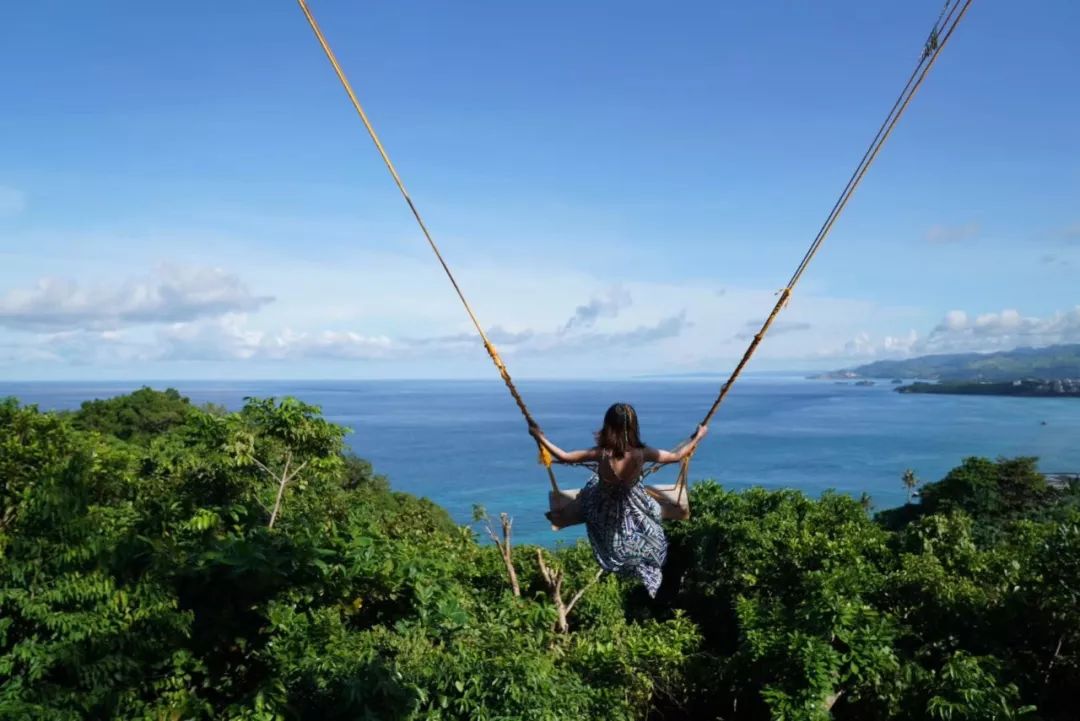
485,512,519,596
267,451,293,530
262,451,314,529
284,459,309,484
250,457,277,480
535,548,549,578
535,549,562,593
268,475,288,529
485,520,502,547
537,548,594,634
1045,634,1065,685
566,569,605,615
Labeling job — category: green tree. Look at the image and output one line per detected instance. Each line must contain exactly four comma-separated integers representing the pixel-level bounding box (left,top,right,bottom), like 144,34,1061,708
6,388,1078,721
71,386,195,442
920,457,1051,522
0,398,200,719
218,396,347,528
1,392,700,721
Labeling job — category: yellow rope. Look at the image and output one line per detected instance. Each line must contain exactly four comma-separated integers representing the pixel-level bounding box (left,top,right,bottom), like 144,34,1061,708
295,0,973,499
653,0,973,484
295,0,558,490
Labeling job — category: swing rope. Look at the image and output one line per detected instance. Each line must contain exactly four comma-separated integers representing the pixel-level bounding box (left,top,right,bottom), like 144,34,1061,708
647,0,974,496
295,0,560,492
295,0,973,501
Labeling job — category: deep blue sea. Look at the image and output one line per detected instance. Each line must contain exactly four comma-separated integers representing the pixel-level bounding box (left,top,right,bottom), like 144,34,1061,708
3,377,1078,545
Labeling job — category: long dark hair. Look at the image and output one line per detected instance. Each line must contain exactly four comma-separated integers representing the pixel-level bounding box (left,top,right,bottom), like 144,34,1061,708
595,402,644,459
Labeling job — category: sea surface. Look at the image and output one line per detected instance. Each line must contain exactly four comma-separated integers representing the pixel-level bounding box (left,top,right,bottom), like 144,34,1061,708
3,378,1078,545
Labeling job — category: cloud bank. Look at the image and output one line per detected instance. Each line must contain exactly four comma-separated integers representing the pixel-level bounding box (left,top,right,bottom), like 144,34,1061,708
152,309,688,363
837,307,1080,359
0,264,274,331
4,256,1073,375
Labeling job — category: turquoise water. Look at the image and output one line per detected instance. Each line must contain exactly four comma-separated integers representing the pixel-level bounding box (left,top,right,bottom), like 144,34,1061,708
3,378,1078,545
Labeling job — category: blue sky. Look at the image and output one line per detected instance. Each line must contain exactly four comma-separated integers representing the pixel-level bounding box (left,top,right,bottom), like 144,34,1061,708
1,0,1077,379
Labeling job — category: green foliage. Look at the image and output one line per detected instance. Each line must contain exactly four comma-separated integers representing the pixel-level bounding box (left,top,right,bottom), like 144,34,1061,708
660,474,1076,720
70,386,195,442
0,393,694,720
667,485,899,720
2,389,1077,720
878,456,1077,534
918,457,1053,522
920,653,1034,721
0,398,199,719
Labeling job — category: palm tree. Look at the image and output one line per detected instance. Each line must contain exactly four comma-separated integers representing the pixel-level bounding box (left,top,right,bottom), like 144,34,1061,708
902,468,920,504
858,492,874,514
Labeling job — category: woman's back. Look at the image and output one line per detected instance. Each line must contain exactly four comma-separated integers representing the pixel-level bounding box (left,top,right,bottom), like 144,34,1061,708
529,402,707,598
597,447,644,486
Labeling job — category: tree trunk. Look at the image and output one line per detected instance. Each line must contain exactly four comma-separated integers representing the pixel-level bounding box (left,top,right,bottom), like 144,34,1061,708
536,549,603,634
485,512,520,597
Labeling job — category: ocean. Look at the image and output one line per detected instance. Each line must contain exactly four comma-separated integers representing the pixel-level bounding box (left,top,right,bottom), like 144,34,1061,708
3,377,1078,545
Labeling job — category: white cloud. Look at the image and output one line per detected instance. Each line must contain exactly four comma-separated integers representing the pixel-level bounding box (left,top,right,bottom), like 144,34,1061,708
520,313,689,355
939,309,968,332
0,264,274,331
837,329,919,358
925,222,980,244
151,310,689,364
0,186,26,218
560,286,632,333
0,329,152,365
923,306,1080,352
831,306,1080,360
0,245,922,375
157,314,396,361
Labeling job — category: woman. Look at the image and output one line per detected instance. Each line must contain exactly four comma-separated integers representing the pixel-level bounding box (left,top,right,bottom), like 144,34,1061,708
529,403,707,597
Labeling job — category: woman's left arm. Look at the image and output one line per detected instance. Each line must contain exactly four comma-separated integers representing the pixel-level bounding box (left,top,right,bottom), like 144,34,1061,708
529,426,599,464
642,424,708,464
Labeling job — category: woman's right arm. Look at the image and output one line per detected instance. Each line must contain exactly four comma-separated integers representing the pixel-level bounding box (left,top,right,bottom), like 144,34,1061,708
529,425,600,464
643,424,708,464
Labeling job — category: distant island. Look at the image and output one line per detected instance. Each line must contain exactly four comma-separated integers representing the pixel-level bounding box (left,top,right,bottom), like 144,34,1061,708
898,378,1080,397
816,344,1080,398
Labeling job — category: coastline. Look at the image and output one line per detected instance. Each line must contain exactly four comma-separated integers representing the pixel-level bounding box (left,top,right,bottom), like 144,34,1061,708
896,379,1080,398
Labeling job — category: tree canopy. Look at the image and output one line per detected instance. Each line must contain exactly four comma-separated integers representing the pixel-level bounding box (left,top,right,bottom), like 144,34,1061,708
1,389,1077,720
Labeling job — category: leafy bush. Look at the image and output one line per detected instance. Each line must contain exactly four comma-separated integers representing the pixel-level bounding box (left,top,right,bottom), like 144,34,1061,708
70,386,195,443
1,391,1076,720
0,394,696,720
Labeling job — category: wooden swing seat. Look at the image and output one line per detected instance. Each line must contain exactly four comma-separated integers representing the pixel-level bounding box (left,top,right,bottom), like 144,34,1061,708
546,482,690,531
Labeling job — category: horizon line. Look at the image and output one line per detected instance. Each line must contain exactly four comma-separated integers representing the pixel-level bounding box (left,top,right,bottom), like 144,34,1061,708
0,370,817,384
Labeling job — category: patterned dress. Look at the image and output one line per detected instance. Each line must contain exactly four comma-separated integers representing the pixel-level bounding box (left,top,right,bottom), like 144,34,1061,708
580,452,668,597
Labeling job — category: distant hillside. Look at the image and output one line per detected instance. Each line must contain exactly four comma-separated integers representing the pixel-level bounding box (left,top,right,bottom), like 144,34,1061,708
898,379,1080,397
818,344,1080,382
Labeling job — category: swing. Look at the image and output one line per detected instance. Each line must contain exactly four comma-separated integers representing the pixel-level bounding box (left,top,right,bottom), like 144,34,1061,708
294,0,973,529
546,459,692,530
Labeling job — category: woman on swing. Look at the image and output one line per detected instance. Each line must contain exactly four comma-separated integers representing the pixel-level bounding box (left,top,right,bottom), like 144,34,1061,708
530,403,707,597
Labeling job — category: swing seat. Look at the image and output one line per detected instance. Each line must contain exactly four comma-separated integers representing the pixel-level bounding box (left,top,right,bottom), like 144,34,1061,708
546,483,690,531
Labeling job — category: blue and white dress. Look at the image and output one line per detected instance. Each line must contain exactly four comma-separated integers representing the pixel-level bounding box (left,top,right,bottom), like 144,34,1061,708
579,451,668,597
